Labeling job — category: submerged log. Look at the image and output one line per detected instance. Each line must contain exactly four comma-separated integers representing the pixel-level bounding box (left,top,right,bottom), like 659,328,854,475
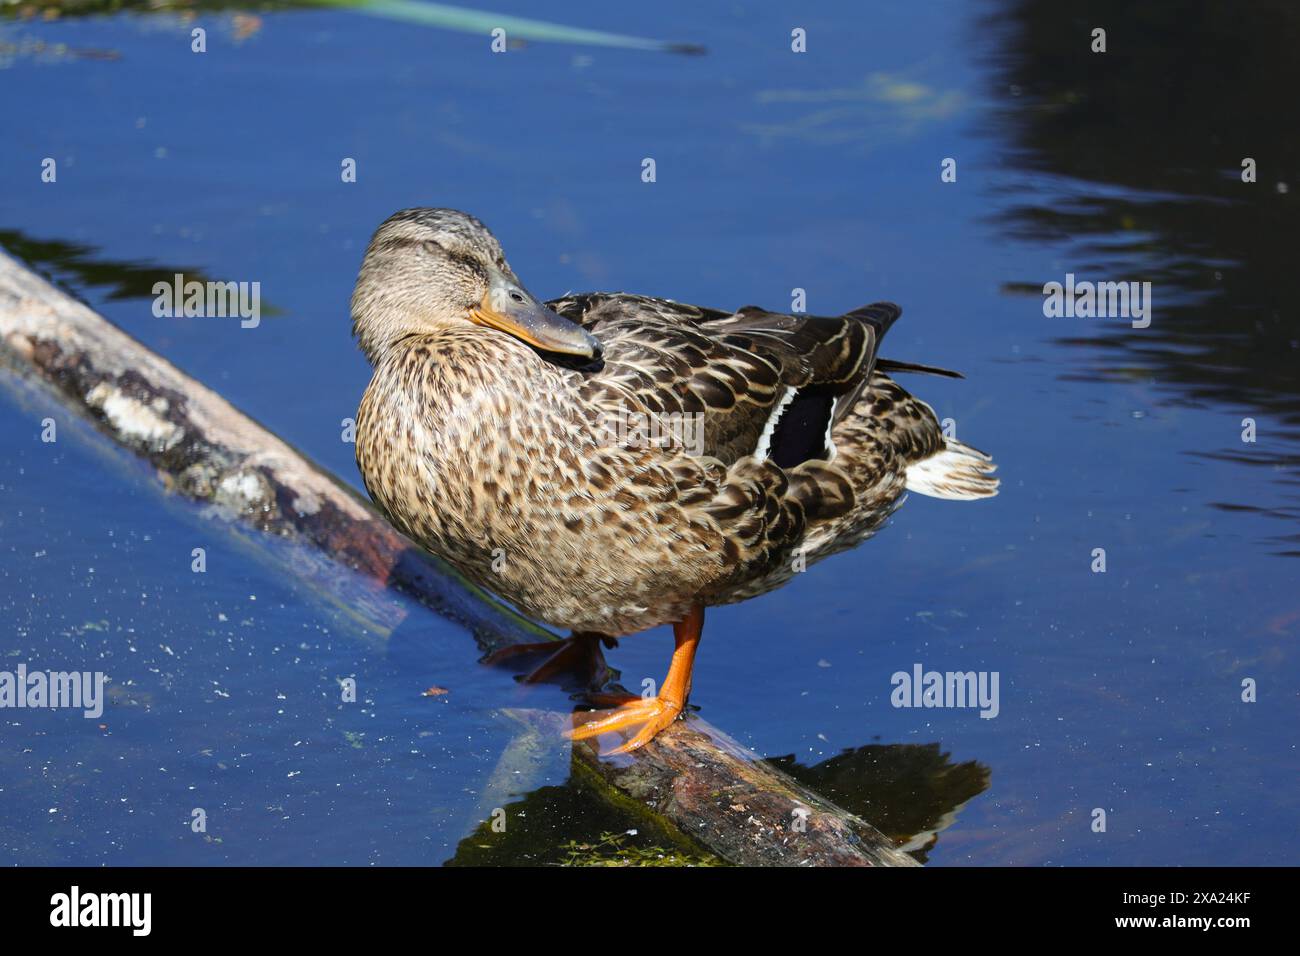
0,248,915,867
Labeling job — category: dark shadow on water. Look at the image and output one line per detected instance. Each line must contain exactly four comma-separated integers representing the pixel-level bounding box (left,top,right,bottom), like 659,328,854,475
0,229,285,316
980,0,1300,551
0,229,211,301
768,743,990,864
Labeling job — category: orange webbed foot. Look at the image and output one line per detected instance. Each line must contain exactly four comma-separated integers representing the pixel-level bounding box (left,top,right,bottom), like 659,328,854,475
567,605,704,756
566,694,685,754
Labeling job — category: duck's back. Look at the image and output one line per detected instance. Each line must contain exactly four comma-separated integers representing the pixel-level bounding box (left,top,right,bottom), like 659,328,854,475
546,294,999,608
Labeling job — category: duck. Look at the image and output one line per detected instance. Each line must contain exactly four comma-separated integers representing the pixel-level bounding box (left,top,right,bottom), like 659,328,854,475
352,208,998,754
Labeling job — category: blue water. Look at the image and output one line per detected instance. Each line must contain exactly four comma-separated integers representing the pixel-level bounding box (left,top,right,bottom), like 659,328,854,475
1,1,1296,865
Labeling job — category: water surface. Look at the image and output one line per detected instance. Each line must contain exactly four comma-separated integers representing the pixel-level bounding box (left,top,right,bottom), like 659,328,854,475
1,0,1296,865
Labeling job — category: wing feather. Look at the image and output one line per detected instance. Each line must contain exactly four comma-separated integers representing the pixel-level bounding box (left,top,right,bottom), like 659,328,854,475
549,293,891,465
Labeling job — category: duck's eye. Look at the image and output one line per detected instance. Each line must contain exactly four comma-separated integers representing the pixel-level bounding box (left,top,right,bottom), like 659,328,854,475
422,240,441,254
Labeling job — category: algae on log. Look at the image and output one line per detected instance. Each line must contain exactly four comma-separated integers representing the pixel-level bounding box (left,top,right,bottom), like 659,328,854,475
0,248,915,867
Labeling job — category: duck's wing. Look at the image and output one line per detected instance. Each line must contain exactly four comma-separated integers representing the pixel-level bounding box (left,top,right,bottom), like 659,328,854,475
547,293,899,466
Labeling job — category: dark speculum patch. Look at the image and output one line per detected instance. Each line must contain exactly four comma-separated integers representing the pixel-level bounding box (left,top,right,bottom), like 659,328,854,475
768,386,835,469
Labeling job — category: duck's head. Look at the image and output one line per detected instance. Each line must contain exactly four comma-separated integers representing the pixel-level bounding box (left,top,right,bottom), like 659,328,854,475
351,208,602,364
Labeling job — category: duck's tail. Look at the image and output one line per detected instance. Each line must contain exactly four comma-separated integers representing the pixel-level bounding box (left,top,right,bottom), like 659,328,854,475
905,438,999,500
875,358,964,379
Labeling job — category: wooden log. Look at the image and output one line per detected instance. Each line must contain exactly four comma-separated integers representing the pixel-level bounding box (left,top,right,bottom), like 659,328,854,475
0,248,915,867
521,710,917,866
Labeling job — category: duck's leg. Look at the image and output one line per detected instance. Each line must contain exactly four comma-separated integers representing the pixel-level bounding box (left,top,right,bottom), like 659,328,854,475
482,632,616,687
568,605,703,755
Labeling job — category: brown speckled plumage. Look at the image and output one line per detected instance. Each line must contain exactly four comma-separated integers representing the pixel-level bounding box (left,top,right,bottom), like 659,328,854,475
353,209,998,639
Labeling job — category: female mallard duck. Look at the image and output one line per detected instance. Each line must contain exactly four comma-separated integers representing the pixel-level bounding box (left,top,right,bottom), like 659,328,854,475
353,208,998,754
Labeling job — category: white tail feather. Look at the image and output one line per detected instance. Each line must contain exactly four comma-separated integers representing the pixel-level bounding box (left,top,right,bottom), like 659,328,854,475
905,440,999,500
